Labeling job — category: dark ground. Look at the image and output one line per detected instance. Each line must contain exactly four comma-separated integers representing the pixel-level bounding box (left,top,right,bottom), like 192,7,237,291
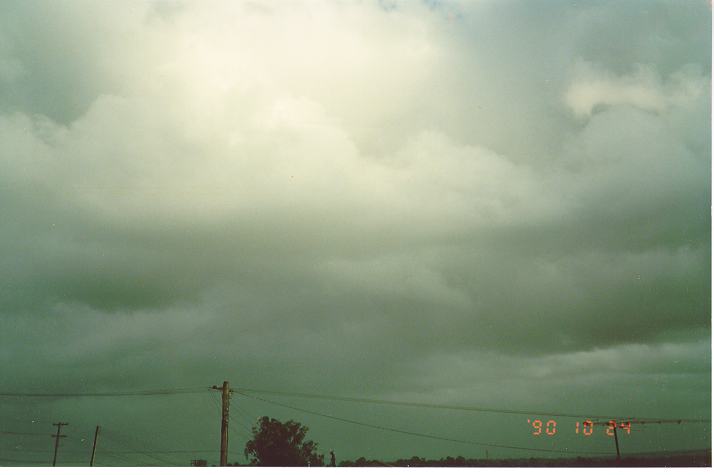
338,449,711,467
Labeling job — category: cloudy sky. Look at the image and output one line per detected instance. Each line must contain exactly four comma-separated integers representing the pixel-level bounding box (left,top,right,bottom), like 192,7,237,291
0,0,710,466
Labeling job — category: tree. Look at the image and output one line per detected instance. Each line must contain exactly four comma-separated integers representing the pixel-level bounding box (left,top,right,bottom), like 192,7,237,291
244,416,324,466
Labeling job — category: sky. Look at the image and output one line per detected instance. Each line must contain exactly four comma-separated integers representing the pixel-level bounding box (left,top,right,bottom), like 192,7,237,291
0,0,711,467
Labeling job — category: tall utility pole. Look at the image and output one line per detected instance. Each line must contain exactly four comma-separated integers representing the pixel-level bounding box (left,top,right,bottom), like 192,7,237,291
51,422,68,467
211,381,231,466
89,425,101,467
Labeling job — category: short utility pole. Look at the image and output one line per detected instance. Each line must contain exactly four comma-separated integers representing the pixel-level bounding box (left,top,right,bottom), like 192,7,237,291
211,381,231,466
584,419,625,461
51,422,69,467
612,422,621,461
89,425,101,467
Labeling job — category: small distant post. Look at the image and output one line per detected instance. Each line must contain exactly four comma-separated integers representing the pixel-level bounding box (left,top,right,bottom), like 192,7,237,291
90,425,101,467
51,422,69,466
613,423,621,461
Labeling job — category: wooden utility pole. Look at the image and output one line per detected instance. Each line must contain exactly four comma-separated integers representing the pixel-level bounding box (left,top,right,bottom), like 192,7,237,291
611,422,621,461
211,381,231,466
89,425,101,467
586,417,695,462
51,422,68,467
585,419,629,461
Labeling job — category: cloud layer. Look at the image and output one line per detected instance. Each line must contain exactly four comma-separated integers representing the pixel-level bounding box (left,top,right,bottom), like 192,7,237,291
0,0,709,464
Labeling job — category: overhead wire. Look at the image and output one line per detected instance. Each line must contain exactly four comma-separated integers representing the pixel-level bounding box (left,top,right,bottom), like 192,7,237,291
232,404,258,436
232,387,711,423
101,428,183,467
227,407,255,464
203,393,245,464
96,452,158,467
0,387,209,398
0,457,47,465
6,447,223,456
95,434,156,467
0,427,188,467
0,454,88,466
233,391,612,456
0,430,48,437
1,384,706,424
1,382,707,464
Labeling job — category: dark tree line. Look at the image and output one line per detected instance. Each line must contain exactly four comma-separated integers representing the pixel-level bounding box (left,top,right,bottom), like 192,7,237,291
244,416,325,466
240,416,709,467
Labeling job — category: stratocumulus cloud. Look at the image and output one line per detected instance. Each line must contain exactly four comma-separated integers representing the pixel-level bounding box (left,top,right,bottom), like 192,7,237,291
0,0,709,465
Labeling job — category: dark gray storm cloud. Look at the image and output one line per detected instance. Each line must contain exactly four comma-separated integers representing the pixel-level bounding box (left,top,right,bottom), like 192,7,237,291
0,0,709,466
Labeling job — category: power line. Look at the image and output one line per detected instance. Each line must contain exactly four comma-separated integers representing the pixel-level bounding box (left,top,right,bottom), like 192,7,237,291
108,449,234,455
2,384,706,424
0,457,48,465
232,405,258,436
234,391,612,456
208,393,251,458
101,429,183,467
0,387,209,398
0,430,47,436
0,456,87,465
229,411,255,438
233,387,710,423
5,447,229,456
0,449,56,454
96,452,158,467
